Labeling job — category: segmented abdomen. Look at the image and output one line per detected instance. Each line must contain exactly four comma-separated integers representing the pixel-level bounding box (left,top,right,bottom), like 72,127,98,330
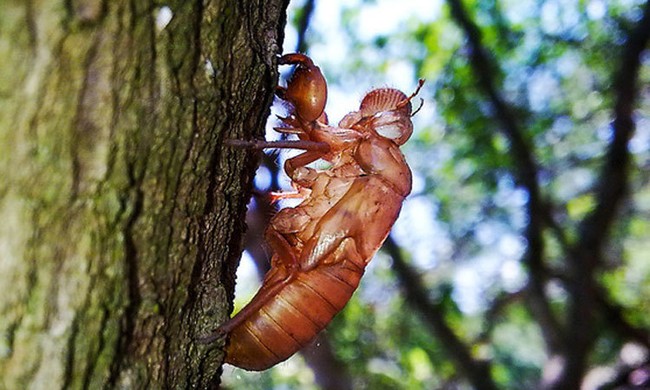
225,260,364,370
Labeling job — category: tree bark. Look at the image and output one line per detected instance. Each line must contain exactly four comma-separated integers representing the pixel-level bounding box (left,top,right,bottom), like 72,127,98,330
0,0,288,388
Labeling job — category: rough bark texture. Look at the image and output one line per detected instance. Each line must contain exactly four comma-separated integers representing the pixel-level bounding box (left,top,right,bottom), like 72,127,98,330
0,0,288,388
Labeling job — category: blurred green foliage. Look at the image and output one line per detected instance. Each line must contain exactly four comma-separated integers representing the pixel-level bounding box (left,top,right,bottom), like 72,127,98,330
223,0,650,388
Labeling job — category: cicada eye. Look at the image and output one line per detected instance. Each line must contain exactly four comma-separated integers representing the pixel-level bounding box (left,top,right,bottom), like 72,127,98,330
371,112,413,145
376,123,402,139
374,122,396,136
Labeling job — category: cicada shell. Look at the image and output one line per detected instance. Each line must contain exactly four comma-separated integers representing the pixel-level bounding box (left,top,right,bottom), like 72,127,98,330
209,53,424,371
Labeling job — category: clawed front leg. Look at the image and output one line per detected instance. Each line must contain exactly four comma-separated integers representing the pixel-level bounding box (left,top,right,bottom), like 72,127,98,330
283,149,329,179
225,138,329,153
225,138,330,181
276,53,327,123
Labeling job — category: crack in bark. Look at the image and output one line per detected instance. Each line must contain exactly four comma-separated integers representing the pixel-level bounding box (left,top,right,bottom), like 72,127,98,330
62,229,111,390
24,0,37,57
82,305,109,389
107,161,144,387
61,311,81,390
3,200,51,382
70,31,102,199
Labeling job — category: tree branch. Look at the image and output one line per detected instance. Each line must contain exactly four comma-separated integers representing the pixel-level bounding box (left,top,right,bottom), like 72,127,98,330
478,289,526,343
445,0,565,353
595,287,650,350
294,0,316,53
595,359,650,390
578,0,650,259
386,236,499,390
555,2,650,388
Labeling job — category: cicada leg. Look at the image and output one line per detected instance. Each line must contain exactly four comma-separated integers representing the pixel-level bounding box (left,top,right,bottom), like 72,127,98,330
224,139,328,153
226,138,330,179
204,229,300,339
283,149,328,179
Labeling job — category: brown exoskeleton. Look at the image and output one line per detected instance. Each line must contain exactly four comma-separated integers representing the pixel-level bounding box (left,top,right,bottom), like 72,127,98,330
207,53,424,371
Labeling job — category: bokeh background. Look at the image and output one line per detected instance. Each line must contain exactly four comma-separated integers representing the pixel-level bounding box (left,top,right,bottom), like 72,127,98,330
223,0,650,388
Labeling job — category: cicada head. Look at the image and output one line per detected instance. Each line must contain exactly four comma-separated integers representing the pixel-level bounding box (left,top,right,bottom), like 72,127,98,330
359,88,413,145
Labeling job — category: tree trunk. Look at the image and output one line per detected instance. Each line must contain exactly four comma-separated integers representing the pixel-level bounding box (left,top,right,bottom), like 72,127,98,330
0,0,288,388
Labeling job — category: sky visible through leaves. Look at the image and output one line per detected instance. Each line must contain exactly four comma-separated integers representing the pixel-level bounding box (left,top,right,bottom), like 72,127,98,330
224,0,650,388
